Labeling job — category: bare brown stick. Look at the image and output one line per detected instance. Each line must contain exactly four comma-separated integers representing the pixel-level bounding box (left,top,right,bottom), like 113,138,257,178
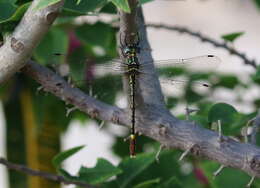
0,0,64,83
146,23,257,68
0,157,96,188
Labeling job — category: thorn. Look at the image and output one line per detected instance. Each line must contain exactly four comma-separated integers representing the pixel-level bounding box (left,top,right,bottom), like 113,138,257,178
217,120,222,141
155,144,164,162
241,126,249,143
66,106,77,117
89,85,93,97
246,176,255,187
179,144,194,161
185,106,199,120
36,86,44,94
213,165,225,178
99,120,105,130
124,135,130,142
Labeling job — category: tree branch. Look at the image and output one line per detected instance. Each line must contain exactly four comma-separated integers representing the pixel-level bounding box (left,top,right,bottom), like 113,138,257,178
18,2,260,181
119,2,260,180
0,157,96,188
146,23,257,69
0,0,64,83
21,60,129,126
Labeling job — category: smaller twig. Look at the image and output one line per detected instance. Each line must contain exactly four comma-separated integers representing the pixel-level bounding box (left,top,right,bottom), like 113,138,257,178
213,165,225,178
66,106,77,117
155,144,164,162
145,23,257,69
246,176,255,187
179,144,194,161
0,157,95,188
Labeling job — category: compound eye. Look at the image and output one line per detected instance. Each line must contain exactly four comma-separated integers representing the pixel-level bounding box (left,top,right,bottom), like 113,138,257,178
123,48,131,55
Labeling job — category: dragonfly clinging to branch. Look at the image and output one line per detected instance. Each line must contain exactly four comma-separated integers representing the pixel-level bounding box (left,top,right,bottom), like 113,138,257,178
48,34,220,158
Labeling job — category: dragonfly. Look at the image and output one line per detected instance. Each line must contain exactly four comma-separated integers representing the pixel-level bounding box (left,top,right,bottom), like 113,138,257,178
50,37,220,158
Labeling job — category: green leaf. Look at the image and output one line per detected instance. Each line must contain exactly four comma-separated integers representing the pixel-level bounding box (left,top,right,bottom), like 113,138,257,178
158,176,182,188
33,27,68,65
201,161,251,188
78,158,122,184
254,0,260,9
251,65,260,84
62,0,107,16
166,97,178,109
33,0,62,11
52,145,85,168
58,168,79,181
0,2,17,23
221,32,244,43
214,75,239,89
110,0,130,13
208,103,240,134
116,152,156,188
75,22,114,48
133,178,160,188
139,0,153,4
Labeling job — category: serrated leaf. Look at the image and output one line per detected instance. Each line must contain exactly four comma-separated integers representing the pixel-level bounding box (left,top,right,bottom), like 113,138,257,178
133,178,160,188
78,158,122,184
33,0,62,11
117,152,156,188
221,32,244,43
52,145,85,168
110,0,130,13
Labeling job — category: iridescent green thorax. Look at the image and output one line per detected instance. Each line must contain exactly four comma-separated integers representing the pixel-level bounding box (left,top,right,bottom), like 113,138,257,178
123,46,140,74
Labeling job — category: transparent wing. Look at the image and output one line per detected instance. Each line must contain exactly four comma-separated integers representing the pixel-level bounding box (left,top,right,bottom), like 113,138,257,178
140,55,221,72
94,59,127,74
159,78,211,89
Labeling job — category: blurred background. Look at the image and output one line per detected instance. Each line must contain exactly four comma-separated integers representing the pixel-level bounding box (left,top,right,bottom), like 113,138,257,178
1,0,260,187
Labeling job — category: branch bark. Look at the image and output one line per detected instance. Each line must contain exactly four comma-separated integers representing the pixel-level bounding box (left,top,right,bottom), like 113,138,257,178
118,1,260,180
18,0,260,182
0,0,64,83
21,60,129,126
0,157,96,188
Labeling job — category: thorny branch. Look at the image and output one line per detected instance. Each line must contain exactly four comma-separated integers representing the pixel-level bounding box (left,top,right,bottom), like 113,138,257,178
146,23,258,69
12,0,260,184
0,157,96,188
